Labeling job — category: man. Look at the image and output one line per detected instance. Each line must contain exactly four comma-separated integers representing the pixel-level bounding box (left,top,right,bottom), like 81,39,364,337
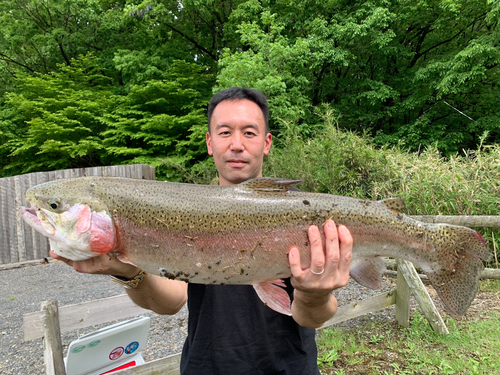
53,87,353,374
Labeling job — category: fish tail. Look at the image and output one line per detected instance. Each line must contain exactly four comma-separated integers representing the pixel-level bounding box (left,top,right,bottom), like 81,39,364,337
423,225,490,316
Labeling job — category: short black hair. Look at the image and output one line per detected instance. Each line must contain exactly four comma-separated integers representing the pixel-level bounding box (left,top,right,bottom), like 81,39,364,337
207,87,269,134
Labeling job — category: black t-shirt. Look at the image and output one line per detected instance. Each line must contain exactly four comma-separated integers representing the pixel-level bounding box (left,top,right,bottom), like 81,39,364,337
180,279,320,375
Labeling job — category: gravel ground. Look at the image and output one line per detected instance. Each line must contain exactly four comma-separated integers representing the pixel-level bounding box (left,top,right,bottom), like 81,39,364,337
0,260,398,375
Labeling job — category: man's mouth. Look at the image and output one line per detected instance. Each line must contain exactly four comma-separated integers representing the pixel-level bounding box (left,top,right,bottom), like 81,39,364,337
227,159,248,168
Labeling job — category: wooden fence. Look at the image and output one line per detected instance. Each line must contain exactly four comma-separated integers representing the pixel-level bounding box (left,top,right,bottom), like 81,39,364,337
0,165,155,265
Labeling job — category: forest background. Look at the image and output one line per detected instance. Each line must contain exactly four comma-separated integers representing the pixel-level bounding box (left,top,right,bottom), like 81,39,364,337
0,0,499,249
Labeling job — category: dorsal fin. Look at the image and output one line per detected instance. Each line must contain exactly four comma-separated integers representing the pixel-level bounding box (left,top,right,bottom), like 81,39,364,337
240,178,302,192
378,198,405,212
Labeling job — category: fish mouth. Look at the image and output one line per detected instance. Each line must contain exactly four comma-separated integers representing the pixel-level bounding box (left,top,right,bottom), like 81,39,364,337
19,205,56,236
20,206,40,225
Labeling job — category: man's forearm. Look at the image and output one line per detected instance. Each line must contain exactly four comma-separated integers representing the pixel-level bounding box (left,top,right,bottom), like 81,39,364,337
125,274,188,315
291,291,338,329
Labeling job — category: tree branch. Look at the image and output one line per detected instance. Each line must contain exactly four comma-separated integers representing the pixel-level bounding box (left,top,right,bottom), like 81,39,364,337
163,22,217,60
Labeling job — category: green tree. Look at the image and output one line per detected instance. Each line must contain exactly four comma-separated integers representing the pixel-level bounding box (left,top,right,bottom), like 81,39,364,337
217,0,500,154
101,59,214,180
0,55,119,175
0,55,213,178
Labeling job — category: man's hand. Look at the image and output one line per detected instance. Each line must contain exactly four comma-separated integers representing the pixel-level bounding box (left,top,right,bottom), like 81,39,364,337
51,250,187,315
288,219,353,328
50,250,140,279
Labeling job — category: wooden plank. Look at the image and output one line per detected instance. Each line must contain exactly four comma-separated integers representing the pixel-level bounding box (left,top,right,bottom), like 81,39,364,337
24,294,150,341
395,264,410,327
481,268,500,280
397,259,449,334
410,215,500,227
113,353,182,375
32,172,51,259
0,257,54,271
0,177,16,263
14,175,30,262
41,301,66,375
320,290,396,329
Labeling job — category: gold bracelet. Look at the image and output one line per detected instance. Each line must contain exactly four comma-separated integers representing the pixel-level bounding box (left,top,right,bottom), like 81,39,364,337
110,270,147,289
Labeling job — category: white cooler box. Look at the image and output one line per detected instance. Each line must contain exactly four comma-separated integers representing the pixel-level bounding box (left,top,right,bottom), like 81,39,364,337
64,316,150,375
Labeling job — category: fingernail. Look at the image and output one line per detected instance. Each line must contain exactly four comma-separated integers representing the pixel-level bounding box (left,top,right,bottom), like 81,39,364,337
327,220,334,228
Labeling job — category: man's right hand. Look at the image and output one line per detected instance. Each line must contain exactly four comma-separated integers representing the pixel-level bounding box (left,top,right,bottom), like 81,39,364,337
50,250,140,279
51,250,188,315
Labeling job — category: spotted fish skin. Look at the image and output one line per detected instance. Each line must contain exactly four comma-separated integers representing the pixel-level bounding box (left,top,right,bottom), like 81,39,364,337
20,177,491,316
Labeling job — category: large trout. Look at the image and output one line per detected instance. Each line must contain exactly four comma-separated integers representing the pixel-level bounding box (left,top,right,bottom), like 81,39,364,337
19,177,490,316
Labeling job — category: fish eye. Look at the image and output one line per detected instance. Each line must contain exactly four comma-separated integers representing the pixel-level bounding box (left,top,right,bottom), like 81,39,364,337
47,200,61,210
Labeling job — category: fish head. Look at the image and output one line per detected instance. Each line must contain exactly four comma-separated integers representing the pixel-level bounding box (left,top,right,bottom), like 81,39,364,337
19,178,116,261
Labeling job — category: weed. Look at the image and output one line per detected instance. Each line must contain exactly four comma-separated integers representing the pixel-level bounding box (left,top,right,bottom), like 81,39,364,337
318,348,339,367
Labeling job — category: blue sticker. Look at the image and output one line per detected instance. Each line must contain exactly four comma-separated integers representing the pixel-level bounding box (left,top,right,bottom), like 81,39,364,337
125,341,139,355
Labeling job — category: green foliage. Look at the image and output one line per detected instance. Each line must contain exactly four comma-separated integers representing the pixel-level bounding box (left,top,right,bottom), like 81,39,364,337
101,59,214,180
263,106,393,197
0,55,118,174
0,55,214,179
264,111,500,217
217,0,500,154
1,0,499,178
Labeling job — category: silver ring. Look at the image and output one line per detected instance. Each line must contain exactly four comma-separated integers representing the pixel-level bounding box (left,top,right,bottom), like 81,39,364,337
311,268,325,275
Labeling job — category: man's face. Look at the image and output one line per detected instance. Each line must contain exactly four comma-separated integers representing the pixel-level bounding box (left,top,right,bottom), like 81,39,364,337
206,99,272,185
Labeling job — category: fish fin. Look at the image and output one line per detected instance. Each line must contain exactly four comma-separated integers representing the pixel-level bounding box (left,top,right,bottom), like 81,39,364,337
422,225,490,316
242,178,302,192
253,279,292,316
349,257,386,290
378,198,406,212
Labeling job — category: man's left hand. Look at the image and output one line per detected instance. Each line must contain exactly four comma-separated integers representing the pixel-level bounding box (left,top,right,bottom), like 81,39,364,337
288,219,353,328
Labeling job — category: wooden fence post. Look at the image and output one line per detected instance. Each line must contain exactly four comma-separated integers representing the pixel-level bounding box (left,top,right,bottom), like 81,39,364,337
41,301,66,375
395,265,410,327
396,259,449,334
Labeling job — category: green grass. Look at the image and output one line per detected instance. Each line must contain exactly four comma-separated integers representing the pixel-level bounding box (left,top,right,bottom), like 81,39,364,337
317,281,500,375
480,279,500,293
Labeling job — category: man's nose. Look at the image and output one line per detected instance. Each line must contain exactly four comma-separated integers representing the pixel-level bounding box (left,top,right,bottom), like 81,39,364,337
229,133,244,151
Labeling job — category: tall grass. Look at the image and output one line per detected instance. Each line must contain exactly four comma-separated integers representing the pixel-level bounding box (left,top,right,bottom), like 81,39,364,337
264,109,392,197
264,112,500,218
373,139,500,216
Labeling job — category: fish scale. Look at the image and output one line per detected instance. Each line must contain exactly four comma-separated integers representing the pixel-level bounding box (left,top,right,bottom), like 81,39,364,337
19,176,491,316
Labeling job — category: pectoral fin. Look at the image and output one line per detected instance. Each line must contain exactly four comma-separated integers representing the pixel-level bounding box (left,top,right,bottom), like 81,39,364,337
253,279,292,316
349,257,387,290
